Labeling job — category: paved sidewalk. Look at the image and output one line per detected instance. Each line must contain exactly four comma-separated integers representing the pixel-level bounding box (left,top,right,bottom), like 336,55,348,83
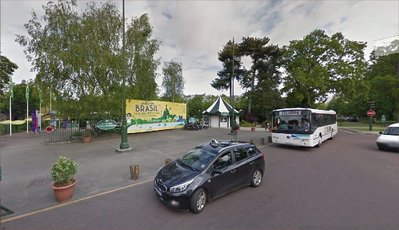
0,127,271,220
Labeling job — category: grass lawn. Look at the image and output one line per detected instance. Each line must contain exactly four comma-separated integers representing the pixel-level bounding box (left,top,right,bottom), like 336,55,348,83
338,121,390,133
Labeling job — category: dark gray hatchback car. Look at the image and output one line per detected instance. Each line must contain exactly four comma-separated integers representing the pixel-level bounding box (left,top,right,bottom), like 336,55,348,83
154,139,265,213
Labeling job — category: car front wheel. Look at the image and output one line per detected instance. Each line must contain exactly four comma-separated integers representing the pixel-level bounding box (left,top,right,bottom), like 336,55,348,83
251,169,263,187
190,188,206,214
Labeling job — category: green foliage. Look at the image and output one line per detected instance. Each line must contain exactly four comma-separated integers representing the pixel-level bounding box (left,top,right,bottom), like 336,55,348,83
125,14,160,101
0,81,40,120
282,29,367,108
83,129,93,137
186,95,211,118
212,40,244,90
51,156,78,185
162,60,185,102
0,55,18,96
16,1,160,120
213,37,282,119
367,52,399,120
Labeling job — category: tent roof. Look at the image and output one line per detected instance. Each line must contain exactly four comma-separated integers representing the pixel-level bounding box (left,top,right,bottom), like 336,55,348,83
203,96,239,115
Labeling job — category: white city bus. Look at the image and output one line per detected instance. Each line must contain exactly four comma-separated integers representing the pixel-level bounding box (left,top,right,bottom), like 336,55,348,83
271,108,337,147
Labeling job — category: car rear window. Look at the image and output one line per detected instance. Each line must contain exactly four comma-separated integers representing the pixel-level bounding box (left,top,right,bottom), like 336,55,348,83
233,148,248,162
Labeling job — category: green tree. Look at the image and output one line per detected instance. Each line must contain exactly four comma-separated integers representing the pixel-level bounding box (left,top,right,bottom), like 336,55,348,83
16,0,160,121
162,60,184,102
212,37,282,120
239,37,281,115
211,40,244,90
367,51,399,120
0,55,18,96
186,95,206,119
282,29,367,108
2,80,40,120
125,14,160,101
186,94,217,119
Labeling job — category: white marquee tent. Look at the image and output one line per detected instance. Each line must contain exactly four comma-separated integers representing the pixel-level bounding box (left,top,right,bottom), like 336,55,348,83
202,96,239,128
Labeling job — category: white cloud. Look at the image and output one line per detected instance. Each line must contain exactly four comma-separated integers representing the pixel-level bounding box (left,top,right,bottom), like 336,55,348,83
1,0,398,96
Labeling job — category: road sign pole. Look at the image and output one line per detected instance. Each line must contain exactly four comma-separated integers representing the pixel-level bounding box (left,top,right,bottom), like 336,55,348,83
369,116,372,131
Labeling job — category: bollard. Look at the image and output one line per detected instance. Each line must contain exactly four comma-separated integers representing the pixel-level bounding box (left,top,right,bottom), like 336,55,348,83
165,158,172,165
250,139,254,144
260,137,265,145
268,136,272,143
129,165,140,180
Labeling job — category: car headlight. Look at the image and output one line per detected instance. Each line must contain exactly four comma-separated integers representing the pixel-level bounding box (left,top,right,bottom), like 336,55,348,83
169,179,194,193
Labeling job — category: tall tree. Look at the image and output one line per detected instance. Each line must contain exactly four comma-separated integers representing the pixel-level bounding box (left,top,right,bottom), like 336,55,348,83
212,37,281,120
211,40,244,91
16,0,160,121
125,14,160,101
282,29,367,108
0,55,18,96
162,60,184,102
367,51,399,120
239,37,281,115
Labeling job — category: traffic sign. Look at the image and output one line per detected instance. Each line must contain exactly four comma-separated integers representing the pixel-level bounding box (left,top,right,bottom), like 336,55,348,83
367,110,376,117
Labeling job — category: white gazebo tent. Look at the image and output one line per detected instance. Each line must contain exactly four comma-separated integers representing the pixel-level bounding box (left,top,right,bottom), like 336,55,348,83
202,96,239,128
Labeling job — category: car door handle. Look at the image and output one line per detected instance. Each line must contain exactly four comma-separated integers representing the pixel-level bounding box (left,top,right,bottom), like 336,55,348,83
230,169,236,174
249,162,255,165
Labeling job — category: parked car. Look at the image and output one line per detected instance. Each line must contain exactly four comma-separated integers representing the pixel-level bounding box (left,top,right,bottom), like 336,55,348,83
376,123,399,152
154,139,265,213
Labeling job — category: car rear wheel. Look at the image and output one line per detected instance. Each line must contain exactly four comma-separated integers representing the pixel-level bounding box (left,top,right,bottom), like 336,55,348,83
190,188,206,214
251,169,263,187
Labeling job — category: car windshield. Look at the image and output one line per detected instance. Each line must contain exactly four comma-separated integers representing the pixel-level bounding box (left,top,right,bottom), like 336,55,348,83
178,148,216,171
383,127,399,136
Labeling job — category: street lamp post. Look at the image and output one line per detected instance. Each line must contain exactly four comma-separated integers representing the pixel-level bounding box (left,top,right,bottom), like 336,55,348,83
117,0,131,152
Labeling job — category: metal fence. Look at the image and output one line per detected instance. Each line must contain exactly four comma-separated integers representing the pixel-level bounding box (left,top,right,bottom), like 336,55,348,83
44,126,82,145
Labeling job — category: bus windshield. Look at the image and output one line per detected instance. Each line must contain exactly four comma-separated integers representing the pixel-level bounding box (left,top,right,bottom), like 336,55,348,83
272,110,311,133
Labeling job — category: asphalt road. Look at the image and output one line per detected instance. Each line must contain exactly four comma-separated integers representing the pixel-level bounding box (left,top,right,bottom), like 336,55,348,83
2,130,399,230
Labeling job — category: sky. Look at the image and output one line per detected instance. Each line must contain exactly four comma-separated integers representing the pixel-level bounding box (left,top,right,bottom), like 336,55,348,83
1,0,398,97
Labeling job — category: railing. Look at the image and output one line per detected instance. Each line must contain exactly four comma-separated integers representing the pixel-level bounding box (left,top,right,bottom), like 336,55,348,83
44,126,82,145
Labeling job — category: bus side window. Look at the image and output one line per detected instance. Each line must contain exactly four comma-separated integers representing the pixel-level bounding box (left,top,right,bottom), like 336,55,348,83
311,114,318,128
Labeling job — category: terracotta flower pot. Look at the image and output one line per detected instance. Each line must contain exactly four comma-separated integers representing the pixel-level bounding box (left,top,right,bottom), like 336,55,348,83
82,136,92,143
52,179,77,203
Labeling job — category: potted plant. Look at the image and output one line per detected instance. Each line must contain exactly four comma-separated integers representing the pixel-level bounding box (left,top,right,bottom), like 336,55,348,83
82,129,93,143
251,123,256,131
51,156,78,203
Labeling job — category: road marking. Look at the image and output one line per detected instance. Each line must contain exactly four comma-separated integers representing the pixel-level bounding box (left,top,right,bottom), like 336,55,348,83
1,178,154,223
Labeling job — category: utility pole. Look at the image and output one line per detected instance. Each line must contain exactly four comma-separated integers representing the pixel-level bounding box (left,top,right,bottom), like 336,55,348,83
230,38,235,129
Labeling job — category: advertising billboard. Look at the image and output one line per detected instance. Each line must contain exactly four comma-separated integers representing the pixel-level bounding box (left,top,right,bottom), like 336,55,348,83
126,99,186,134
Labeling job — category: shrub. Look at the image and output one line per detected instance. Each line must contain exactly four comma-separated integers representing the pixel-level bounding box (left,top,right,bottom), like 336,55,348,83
51,156,78,185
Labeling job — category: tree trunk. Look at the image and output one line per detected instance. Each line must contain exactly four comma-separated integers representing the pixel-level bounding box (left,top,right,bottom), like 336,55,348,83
247,69,257,114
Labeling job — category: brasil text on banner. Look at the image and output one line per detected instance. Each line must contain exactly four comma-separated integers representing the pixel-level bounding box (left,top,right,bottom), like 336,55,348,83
126,99,186,134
